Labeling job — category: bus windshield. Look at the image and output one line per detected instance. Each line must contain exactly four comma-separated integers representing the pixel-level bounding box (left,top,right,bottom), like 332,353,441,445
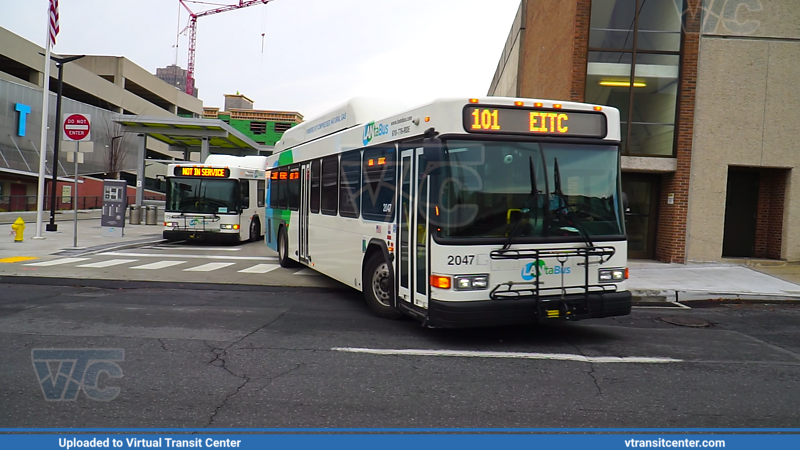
166,178,239,214
436,140,624,242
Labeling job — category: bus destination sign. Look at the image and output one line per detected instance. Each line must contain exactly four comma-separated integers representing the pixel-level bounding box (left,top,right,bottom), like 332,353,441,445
463,106,607,138
174,166,230,178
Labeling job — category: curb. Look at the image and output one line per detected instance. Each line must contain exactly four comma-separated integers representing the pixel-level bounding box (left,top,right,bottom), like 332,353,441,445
53,237,168,257
632,288,800,304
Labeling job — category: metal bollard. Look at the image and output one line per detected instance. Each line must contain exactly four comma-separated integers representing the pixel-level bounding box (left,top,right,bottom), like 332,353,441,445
129,205,141,225
145,206,158,225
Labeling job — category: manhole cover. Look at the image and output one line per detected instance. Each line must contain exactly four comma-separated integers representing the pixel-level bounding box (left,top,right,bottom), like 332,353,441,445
658,316,712,327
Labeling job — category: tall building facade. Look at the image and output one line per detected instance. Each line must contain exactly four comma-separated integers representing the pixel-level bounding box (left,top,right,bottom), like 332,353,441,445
155,64,198,99
0,27,203,211
489,0,800,263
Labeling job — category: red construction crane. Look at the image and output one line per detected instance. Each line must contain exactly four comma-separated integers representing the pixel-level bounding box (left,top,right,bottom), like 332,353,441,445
178,0,272,96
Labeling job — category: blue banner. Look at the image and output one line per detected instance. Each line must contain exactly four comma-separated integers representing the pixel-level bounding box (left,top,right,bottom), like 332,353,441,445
0,432,797,450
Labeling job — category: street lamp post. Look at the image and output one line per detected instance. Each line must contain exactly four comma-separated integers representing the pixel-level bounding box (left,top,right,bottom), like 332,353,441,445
45,54,84,232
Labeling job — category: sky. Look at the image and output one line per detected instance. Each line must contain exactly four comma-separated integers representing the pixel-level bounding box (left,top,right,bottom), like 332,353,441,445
0,0,520,119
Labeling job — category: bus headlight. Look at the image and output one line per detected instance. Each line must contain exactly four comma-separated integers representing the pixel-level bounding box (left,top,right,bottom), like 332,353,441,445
453,274,489,291
164,222,178,227
599,268,627,283
220,224,240,230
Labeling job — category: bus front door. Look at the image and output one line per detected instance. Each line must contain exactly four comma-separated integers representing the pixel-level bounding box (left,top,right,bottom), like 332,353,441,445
398,147,430,311
299,162,310,263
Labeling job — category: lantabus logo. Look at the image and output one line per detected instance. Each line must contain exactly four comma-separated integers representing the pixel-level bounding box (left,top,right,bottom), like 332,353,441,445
362,121,389,146
521,261,571,281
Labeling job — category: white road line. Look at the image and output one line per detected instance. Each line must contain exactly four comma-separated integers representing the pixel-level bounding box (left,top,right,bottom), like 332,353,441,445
238,264,280,274
144,246,243,251
99,252,276,261
331,348,683,364
76,259,138,268
183,262,236,272
130,261,187,270
24,258,90,267
293,268,319,276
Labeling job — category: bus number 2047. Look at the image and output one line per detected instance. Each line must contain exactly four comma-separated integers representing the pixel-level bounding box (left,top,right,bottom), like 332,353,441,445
447,255,475,266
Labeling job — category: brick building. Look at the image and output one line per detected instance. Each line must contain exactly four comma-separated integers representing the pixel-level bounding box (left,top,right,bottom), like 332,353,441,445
488,0,800,263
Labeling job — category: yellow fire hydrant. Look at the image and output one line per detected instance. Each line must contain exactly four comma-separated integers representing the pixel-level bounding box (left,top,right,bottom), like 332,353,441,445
11,217,25,243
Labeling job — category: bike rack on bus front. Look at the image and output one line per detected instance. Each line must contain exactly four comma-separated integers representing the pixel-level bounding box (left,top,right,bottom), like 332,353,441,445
488,246,619,319
175,214,221,233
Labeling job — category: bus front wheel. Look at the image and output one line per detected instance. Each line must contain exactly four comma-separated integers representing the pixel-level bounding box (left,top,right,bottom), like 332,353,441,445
277,227,296,268
363,253,402,320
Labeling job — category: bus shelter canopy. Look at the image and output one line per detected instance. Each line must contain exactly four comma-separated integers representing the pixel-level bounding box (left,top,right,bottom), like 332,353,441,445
114,116,271,155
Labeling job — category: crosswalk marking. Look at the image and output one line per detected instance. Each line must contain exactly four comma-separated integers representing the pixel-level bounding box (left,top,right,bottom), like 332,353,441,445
293,268,319,276
130,261,187,270
24,257,90,267
184,262,236,272
237,264,280,274
76,259,138,268
99,251,276,261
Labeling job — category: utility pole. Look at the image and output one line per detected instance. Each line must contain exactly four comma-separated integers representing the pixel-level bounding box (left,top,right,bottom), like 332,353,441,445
43,53,84,232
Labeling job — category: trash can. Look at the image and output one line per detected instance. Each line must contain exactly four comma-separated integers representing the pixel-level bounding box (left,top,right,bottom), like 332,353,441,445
145,205,158,225
129,205,141,225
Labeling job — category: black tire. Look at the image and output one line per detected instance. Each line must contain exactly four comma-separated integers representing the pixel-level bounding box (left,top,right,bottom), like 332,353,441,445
363,253,402,320
249,218,261,242
277,227,296,268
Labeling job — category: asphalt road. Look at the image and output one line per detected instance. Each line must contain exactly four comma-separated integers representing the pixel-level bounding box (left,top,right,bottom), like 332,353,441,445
0,279,798,428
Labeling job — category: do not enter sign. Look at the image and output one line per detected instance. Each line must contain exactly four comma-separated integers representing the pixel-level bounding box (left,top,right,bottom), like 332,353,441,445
63,113,91,141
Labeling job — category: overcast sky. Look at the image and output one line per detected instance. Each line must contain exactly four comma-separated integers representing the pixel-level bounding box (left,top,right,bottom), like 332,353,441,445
0,0,520,119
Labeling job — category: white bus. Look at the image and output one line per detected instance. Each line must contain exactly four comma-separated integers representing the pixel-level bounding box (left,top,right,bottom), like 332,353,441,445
265,97,631,327
164,155,267,244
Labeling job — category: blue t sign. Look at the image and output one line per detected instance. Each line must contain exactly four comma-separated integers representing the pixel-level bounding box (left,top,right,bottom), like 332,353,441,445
15,103,31,136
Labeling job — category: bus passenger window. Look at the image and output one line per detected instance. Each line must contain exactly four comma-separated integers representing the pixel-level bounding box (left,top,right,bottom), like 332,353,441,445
362,146,396,222
321,155,338,215
288,165,300,211
240,180,250,210
339,150,361,218
257,180,265,208
310,159,321,214
276,168,288,209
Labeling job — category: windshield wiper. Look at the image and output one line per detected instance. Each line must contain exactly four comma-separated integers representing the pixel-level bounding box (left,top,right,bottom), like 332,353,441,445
553,158,594,248
501,156,538,251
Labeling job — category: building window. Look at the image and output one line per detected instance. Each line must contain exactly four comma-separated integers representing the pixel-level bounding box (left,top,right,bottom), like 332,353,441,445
250,121,267,135
586,0,682,157
275,122,293,133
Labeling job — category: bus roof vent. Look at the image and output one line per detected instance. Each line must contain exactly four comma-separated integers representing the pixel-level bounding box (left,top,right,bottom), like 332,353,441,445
274,97,407,152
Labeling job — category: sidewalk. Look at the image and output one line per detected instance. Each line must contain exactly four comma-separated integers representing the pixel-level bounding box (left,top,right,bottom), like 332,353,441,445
628,260,800,303
0,209,165,257
1,213,799,302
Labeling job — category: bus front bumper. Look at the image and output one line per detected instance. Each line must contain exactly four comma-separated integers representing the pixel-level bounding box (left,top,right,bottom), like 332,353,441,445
163,230,240,243
426,291,632,328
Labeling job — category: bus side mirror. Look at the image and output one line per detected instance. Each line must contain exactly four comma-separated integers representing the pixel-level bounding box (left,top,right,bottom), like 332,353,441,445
621,191,630,213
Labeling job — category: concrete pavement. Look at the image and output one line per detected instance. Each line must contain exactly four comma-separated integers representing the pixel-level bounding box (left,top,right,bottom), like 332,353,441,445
2,210,800,302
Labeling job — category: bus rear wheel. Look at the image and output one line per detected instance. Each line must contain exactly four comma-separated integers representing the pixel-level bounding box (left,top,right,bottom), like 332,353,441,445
363,253,401,320
277,227,296,268
249,219,261,242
